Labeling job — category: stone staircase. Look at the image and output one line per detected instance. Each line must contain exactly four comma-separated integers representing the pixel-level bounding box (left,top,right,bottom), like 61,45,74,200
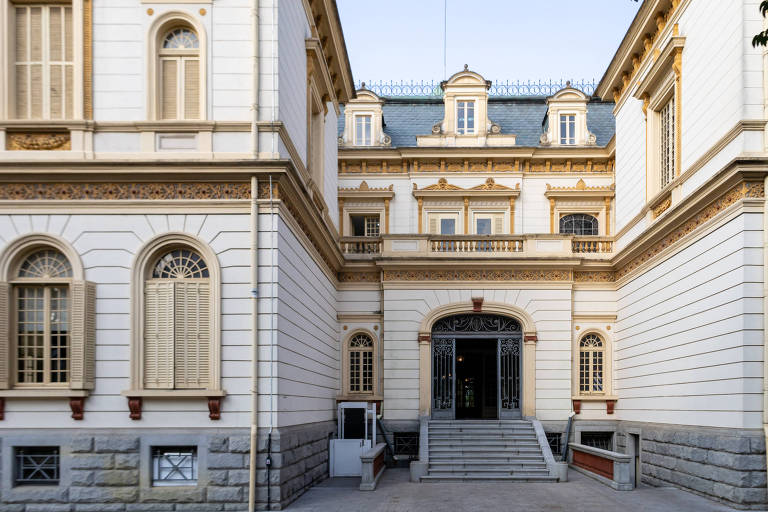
420,419,558,482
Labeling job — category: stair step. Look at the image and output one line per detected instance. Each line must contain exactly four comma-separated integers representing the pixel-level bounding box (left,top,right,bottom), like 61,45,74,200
429,454,545,461
421,475,558,483
429,463,548,471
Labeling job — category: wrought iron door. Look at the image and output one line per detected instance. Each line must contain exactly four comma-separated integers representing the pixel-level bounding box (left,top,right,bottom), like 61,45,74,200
498,337,522,419
431,337,455,419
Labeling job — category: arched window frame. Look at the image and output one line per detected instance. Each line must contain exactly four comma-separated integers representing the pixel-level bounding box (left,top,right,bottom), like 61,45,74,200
147,12,207,121
559,213,599,236
341,329,381,399
128,233,221,397
0,234,95,394
573,330,612,397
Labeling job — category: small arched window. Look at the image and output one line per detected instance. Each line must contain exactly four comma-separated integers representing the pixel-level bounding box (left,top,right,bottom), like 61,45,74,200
579,333,604,394
13,249,73,385
348,333,374,394
560,214,598,236
144,248,211,390
158,26,201,120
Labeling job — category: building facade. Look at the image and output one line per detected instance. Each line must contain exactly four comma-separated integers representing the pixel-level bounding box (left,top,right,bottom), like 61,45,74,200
0,0,767,510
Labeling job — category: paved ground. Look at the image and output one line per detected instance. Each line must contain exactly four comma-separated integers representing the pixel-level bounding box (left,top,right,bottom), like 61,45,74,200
286,468,747,512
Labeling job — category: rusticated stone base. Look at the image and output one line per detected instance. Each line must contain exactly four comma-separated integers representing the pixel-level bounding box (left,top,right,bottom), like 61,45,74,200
620,422,766,510
0,422,335,511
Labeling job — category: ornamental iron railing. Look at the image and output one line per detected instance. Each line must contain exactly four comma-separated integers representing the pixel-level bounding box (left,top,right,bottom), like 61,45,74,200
357,79,598,98
15,447,60,485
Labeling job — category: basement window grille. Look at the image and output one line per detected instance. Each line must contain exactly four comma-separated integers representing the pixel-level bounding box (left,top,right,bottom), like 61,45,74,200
580,431,614,451
15,447,60,485
546,432,562,456
152,447,198,486
393,432,419,457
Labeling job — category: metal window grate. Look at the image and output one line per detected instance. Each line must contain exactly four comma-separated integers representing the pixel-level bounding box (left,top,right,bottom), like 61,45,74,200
152,447,198,486
581,431,613,451
394,432,419,457
660,96,675,187
546,432,562,456
15,447,60,485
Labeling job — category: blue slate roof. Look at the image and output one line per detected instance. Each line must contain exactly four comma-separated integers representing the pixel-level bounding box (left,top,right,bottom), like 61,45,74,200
338,97,615,148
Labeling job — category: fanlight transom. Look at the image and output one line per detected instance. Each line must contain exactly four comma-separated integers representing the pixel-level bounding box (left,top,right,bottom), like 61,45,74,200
350,333,373,348
580,333,603,348
162,27,199,49
151,249,209,279
17,249,73,279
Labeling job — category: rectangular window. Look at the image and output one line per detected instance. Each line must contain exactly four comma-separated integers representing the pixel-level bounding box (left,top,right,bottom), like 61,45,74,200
14,5,74,120
15,447,60,485
660,97,675,188
152,447,198,486
354,115,372,146
457,101,475,135
440,218,456,235
474,213,504,235
427,213,459,235
350,215,380,237
559,114,575,144
393,432,419,457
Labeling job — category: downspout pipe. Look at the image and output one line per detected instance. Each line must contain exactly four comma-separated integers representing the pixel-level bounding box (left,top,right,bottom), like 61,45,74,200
248,175,259,512
763,174,768,483
247,1,260,510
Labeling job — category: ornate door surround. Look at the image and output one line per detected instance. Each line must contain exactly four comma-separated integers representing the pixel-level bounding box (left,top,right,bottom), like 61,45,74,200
431,313,522,419
418,301,538,418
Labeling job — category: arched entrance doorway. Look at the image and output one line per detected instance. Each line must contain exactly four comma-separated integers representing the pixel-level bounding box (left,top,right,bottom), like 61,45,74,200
431,313,522,420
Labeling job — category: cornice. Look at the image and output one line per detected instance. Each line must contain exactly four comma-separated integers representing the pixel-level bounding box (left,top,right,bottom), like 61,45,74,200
338,181,394,200
304,0,355,103
413,177,520,198
544,179,615,198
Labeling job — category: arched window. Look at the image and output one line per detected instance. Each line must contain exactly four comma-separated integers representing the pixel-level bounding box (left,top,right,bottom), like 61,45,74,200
579,334,604,394
158,25,201,120
348,333,374,394
13,249,73,385
144,248,211,389
559,214,598,236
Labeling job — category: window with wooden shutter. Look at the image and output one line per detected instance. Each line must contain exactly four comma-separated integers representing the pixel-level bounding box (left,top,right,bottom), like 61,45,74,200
158,27,201,120
14,5,73,120
144,249,211,390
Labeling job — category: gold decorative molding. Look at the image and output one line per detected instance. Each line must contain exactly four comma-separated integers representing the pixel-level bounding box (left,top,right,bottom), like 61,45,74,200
545,179,615,193
338,158,614,175
0,182,251,200
414,177,521,196
383,269,572,282
616,180,764,281
652,195,672,219
574,271,615,283
607,0,684,103
338,271,380,283
339,181,393,193
6,133,71,151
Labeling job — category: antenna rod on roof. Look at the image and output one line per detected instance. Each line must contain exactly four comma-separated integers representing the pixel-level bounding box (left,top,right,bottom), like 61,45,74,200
443,0,447,79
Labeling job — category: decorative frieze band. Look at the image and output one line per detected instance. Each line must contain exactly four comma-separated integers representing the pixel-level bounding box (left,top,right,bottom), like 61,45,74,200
338,271,381,283
615,180,764,281
340,158,614,175
382,269,572,282
6,133,71,151
0,182,252,200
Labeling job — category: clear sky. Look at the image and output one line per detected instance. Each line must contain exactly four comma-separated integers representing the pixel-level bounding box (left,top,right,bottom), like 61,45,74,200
336,1,642,86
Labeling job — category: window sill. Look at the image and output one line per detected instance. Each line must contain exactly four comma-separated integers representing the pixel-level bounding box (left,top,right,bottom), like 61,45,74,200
336,394,383,402
0,389,89,398
121,389,226,398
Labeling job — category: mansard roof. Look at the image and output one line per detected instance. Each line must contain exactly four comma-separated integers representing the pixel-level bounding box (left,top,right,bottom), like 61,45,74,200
338,97,615,148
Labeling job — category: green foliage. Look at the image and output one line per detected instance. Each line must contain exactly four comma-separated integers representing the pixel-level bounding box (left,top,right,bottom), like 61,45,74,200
755,1,768,47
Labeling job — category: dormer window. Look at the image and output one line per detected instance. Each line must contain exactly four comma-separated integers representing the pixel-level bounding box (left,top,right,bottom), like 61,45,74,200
457,100,475,135
354,114,372,146
559,114,576,145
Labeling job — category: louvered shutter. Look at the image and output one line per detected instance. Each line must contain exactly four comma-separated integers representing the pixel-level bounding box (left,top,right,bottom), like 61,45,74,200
0,283,9,389
429,216,438,234
183,58,200,120
493,215,504,235
173,281,210,389
15,8,29,118
29,7,43,119
70,281,96,390
161,59,178,120
144,281,174,388
49,7,63,118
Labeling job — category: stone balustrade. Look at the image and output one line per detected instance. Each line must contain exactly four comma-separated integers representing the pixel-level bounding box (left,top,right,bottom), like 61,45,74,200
568,442,633,490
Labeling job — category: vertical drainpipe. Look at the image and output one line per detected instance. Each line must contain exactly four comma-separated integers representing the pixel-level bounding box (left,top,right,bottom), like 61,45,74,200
248,1,260,510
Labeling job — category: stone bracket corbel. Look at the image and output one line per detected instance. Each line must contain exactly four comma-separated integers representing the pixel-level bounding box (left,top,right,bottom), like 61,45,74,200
69,397,85,420
128,396,142,420
208,397,222,420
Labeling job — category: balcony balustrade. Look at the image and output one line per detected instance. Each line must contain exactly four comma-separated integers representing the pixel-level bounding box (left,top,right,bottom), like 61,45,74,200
339,234,615,260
